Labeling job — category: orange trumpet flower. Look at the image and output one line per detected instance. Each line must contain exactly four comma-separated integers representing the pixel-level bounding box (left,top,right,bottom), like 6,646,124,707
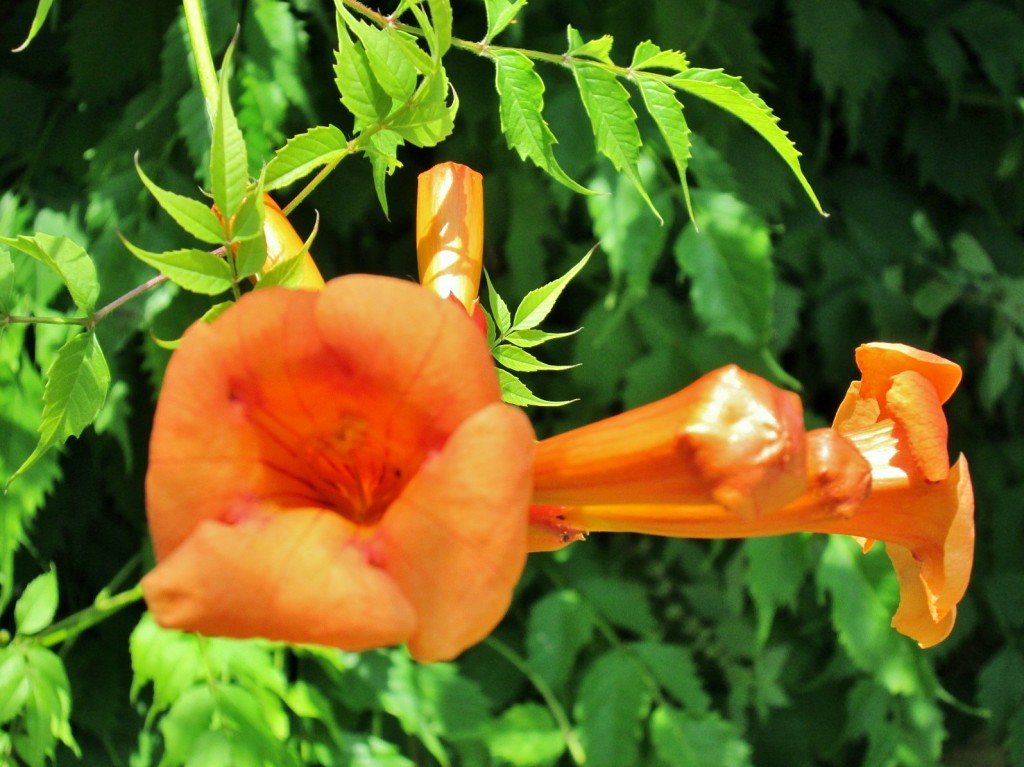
260,194,325,289
529,344,974,648
416,162,485,328
142,275,535,661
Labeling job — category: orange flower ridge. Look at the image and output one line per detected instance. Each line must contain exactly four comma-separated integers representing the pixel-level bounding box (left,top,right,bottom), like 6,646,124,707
142,275,535,661
529,344,974,647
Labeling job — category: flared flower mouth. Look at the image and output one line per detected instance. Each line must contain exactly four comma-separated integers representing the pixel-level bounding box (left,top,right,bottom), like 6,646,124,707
142,275,535,661
528,343,975,648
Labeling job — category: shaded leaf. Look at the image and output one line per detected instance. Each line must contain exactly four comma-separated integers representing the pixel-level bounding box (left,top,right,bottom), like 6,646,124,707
526,590,595,692
575,650,651,767
649,706,752,767
0,233,99,313
12,0,56,52
14,565,58,636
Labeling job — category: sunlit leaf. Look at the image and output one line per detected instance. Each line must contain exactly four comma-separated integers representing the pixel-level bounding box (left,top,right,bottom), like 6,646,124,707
565,27,613,64
497,369,575,407
11,0,55,53
630,40,689,72
265,125,350,190
121,239,234,296
486,703,565,766
134,157,225,244
512,248,592,331
635,75,694,222
483,0,527,42
575,650,651,767
211,45,249,221
504,327,580,348
334,21,392,126
0,234,99,314
13,566,58,636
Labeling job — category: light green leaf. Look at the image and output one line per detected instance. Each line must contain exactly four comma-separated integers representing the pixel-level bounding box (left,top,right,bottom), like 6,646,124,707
571,59,660,221
486,704,565,766
231,194,268,280
504,327,580,348
265,125,350,190
388,69,457,147
211,47,249,221
366,130,404,217
7,331,109,490
134,157,225,244
426,0,452,56
0,648,29,724
566,26,613,64
483,0,527,42
0,247,15,314
491,49,592,195
512,248,591,331
257,212,318,289
121,239,234,295
497,369,575,407
484,270,512,334
334,21,392,126
494,344,574,373
669,68,824,214
12,0,55,53
636,75,694,222
15,646,79,763
649,707,753,767
630,40,690,72
340,10,422,101
575,650,652,767
0,233,99,313
14,566,58,636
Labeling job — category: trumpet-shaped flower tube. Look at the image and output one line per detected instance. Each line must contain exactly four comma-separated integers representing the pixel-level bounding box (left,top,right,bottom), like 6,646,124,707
143,275,535,661
416,162,484,319
529,344,974,648
260,194,325,289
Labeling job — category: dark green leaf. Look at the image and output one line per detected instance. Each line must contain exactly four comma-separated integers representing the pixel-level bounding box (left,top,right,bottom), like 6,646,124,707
574,650,651,767
0,233,99,313
14,565,58,636
121,238,234,295
577,576,660,637
630,642,710,713
649,706,752,767
526,590,595,692
491,49,592,194
745,536,810,643
980,331,1018,411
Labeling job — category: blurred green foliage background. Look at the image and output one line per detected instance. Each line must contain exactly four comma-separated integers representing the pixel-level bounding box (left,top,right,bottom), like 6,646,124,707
1,0,1023,764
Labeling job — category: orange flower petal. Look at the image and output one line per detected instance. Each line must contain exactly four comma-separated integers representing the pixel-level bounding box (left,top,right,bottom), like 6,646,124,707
855,342,961,404
377,402,535,662
141,509,417,649
533,365,807,516
416,162,484,312
885,370,950,482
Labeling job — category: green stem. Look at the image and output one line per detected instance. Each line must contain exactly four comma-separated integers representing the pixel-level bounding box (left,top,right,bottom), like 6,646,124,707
182,0,220,123
484,635,587,765
3,314,89,327
34,583,144,648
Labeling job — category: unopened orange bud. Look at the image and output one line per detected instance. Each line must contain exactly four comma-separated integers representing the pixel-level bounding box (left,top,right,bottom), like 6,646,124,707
261,195,325,290
416,162,484,312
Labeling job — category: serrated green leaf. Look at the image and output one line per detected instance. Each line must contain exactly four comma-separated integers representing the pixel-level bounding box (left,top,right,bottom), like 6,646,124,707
512,249,591,331
484,271,512,334
497,369,575,407
980,331,1017,411
578,575,660,636
14,566,58,636
486,703,565,766
11,0,55,52
257,211,318,288
211,48,249,221
636,75,694,222
366,130,404,217
526,590,595,692
630,40,690,72
388,69,457,147
232,194,268,280
669,68,824,214
571,59,660,221
0,648,29,724
265,125,350,190
0,247,15,314
134,157,225,244
340,10,422,101
494,343,574,373
7,331,109,490
575,650,651,767
566,26,613,64
744,536,810,644
631,642,710,714
0,233,99,313
504,327,580,348
16,645,79,763
426,0,452,57
491,49,591,195
649,707,753,767
483,0,527,42
121,239,234,295
334,21,392,126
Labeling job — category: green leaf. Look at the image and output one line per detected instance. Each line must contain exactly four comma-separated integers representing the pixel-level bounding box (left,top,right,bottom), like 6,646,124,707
526,590,596,692
0,647,29,724
134,157,225,244
491,49,592,195
366,130,404,217
951,231,996,275
493,344,574,373
198,301,235,325
745,536,810,644
340,10,423,101
14,566,58,636
668,68,824,214
978,648,1024,737
231,193,268,279
121,238,234,295
649,707,753,767
265,125,350,190
11,0,55,52
14,646,79,763
497,369,575,407
388,68,457,147
484,270,512,334
504,327,580,348
0,247,15,314
571,57,660,221
483,0,528,42
574,650,651,767
257,212,318,289
130,613,204,711
211,47,250,222
512,249,591,331
577,576,659,637
426,0,452,56
630,642,710,714
7,332,109,490
486,703,565,766
630,40,690,72
980,330,1018,411
0,233,99,313
566,27,614,64
672,193,773,346
334,21,392,126
635,75,694,221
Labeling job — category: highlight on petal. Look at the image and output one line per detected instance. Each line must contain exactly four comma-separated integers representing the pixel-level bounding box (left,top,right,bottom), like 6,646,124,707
885,370,950,482
144,275,535,659
416,162,484,312
533,365,807,516
261,194,325,289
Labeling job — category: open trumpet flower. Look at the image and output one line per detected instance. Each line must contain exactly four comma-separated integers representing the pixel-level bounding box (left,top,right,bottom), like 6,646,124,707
143,275,534,661
529,344,974,647
416,162,486,330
